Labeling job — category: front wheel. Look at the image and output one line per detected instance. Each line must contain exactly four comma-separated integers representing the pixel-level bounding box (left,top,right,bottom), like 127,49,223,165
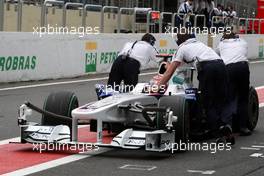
42,91,79,129
158,96,190,144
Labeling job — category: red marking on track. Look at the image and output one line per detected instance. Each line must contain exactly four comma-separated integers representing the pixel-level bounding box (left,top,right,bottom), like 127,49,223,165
1,87,264,175
0,127,114,175
257,88,264,104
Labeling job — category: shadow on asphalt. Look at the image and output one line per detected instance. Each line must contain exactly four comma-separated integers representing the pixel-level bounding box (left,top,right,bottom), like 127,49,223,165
91,148,188,160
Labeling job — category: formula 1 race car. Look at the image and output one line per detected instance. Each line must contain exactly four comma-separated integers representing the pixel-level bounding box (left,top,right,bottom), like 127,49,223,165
17,55,259,152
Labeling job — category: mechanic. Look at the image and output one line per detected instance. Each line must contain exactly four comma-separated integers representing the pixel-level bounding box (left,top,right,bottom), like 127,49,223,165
158,32,234,140
107,33,158,92
216,32,251,136
177,0,193,27
178,0,193,14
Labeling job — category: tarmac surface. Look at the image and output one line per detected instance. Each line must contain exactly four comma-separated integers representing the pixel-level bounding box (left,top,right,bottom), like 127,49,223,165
0,61,264,176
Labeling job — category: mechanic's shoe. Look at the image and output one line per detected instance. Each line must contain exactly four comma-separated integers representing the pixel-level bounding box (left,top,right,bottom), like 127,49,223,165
239,128,252,136
226,136,235,145
219,125,232,136
216,137,226,144
218,125,235,145
216,136,235,145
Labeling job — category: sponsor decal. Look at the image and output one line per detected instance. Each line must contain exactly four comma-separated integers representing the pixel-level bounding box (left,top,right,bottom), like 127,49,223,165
85,53,97,73
85,41,97,73
158,49,176,55
99,52,118,65
85,41,119,73
0,56,37,71
85,51,119,73
159,39,176,54
159,39,168,47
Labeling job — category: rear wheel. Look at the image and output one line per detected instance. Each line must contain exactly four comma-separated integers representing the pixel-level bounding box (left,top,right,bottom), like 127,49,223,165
42,91,79,129
248,87,259,131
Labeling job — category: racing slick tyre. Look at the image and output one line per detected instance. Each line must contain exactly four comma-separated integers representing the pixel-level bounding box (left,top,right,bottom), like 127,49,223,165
248,87,259,131
158,95,190,144
42,91,79,129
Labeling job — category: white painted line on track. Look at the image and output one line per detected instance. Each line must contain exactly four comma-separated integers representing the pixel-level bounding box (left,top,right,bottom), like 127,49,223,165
0,85,263,145
1,125,111,176
240,147,261,151
0,62,264,174
251,145,264,148
0,137,20,145
250,153,264,158
0,60,263,92
187,170,216,175
250,60,264,64
2,148,111,176
119,164,157,171
256,86,264,90
0,72,157,92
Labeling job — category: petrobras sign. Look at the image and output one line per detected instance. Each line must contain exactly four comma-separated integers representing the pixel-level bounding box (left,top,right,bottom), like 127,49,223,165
0,56,37,71
0,33,208,83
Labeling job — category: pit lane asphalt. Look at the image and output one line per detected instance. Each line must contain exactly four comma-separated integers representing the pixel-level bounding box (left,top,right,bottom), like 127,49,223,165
1,62,264,176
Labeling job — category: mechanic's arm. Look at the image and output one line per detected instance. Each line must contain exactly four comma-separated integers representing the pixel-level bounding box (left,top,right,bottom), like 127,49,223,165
158,61,181,86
